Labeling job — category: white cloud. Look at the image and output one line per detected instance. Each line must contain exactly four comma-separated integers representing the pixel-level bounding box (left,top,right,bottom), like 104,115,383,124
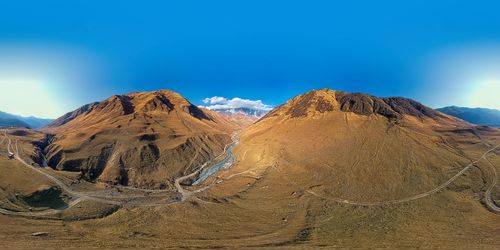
202,96,228,105
201,96,273,111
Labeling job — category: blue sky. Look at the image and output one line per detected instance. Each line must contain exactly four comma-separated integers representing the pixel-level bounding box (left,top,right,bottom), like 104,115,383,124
1,0,499,118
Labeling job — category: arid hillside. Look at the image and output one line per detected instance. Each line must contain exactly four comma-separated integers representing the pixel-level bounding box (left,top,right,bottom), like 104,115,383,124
40,90,239,189
195,88,500,248
0,89,498,249
215,89,482,200
215,111,258,129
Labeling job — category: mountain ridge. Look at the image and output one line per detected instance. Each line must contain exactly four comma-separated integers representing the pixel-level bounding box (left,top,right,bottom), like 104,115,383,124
39,89,240,188
437,106,500,127
260,89,458,125
0,111,53,128
1,88,499,249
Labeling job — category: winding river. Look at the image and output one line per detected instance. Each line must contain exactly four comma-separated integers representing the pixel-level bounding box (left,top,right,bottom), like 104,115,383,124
192,135,239,185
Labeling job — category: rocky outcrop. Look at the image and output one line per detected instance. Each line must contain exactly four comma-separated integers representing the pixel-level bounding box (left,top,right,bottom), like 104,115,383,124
261,89,447,121
382,97,442,118
21,186,66,209
40,90,239,189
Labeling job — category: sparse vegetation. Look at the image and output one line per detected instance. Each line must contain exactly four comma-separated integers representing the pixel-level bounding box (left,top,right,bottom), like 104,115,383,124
0,89,499,249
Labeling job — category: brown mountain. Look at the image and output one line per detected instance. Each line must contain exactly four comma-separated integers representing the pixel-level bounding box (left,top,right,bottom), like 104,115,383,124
261,88,456,121
214,111,258,129
2,88,499,249
41,90,238,189
201,88,500,247
219,89,473,200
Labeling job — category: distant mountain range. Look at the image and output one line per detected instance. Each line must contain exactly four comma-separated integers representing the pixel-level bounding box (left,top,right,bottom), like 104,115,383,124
205,107,269,118
0,111,53,129
2,88,499,249
437,106,500,127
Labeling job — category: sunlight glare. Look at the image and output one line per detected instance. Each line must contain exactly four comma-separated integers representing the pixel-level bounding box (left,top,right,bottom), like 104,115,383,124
467,79,500,109
0,78,64,118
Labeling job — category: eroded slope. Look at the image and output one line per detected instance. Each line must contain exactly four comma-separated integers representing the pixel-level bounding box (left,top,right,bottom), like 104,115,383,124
41,90,238,189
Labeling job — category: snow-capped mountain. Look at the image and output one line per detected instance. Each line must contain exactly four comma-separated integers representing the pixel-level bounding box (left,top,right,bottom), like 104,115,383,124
209,107,269,118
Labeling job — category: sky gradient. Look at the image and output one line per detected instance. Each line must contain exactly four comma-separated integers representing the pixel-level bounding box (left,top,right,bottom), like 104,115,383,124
1,0,499,118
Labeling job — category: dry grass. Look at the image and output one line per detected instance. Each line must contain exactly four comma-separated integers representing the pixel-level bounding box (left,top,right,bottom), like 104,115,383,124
0,90,499,249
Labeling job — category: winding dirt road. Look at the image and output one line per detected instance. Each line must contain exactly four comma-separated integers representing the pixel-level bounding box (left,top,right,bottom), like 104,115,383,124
271,142,500,208
0,130,238,217
1,128,498,218
484,156,500,212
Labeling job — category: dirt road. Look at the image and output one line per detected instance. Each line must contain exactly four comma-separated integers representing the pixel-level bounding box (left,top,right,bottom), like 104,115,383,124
0,130,238,218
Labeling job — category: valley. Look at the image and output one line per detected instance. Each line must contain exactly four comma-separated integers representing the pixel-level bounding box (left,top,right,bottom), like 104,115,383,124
0,89,499,249
4,1,500,248
0,128,241,217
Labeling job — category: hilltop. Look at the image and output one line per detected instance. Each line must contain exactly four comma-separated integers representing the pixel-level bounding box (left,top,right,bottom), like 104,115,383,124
0,88,499,249
40,90,240,189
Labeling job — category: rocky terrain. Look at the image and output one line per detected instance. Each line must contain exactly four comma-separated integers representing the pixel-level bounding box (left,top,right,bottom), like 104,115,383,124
215,110,258,129
0,89,498,249
216,89,476,203
40,90,240,189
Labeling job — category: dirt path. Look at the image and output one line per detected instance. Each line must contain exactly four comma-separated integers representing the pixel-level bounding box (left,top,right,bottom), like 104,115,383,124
0,130,238,218
483,156,500,212
271,143,500,207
